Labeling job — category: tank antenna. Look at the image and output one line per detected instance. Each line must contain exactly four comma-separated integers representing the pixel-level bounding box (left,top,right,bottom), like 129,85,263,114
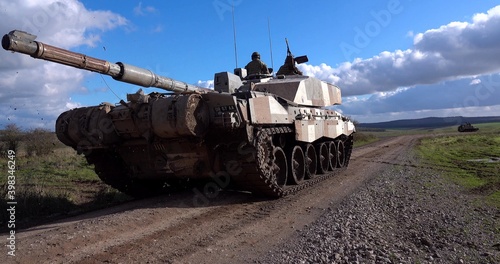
268,18,274,70
231,3,238,68
99,74,122,101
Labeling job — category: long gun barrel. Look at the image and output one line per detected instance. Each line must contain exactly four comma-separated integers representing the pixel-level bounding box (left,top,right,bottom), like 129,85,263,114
2,30,208,93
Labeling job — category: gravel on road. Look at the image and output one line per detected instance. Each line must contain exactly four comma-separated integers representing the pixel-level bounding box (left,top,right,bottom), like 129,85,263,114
259,149,499,264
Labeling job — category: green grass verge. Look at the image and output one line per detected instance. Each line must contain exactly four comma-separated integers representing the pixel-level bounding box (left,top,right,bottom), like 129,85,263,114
417,126,500,208
0,147,130,228
353,132,378,147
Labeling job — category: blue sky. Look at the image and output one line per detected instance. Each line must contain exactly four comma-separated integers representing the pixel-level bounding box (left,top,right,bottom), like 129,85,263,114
1,0,500,129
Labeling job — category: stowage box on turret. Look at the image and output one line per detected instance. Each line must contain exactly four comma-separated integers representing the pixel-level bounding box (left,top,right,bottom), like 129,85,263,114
2,30,355,197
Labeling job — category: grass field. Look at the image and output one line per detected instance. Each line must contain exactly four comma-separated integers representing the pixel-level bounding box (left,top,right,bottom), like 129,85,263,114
0,146,129,228
353,132,378,147
417,122,500,207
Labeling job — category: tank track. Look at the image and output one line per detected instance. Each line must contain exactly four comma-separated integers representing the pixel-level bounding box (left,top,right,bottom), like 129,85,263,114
230,127,354,198
85,151,172,198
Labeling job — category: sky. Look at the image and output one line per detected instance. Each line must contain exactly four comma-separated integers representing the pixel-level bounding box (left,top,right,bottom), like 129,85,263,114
1,0,500,129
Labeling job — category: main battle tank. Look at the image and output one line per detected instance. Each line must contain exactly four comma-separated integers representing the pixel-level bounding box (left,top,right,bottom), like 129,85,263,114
2,30,355,197
458,122,479,132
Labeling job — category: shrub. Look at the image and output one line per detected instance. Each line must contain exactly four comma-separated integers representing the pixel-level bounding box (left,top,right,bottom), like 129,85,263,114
0,123,22,156
24,128,57,156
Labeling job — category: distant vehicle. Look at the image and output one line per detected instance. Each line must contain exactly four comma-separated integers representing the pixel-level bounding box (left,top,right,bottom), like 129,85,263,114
2,30,355,198
457,122,479,132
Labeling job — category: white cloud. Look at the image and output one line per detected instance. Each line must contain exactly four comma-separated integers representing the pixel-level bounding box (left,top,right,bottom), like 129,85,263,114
134,2,157,16
151,24,164,33
300,5,500,97
65,100,82,109
469,79,481,85
300,5,500,122
298,63,340,85
336,74,500,123
0,0,128,129
196,80,214,89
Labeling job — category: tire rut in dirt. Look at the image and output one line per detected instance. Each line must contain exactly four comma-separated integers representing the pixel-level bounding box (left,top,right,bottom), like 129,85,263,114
78,195,282,263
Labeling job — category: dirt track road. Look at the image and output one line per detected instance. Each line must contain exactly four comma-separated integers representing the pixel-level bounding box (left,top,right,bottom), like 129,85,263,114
3,135,419,264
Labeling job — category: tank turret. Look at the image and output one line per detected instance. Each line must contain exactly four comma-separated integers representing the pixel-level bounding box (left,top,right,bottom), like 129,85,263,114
3,30,355,198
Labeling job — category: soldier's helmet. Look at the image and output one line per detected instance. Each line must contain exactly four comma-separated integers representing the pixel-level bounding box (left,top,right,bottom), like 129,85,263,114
251,51,260,60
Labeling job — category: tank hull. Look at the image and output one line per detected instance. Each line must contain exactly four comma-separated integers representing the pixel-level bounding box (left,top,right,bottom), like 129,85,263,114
56,89,354,197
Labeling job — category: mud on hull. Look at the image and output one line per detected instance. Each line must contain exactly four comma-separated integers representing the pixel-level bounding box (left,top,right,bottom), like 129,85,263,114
84,126,353,198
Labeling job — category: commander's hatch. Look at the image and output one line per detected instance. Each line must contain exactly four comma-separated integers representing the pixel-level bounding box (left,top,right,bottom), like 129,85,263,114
294,55,308,64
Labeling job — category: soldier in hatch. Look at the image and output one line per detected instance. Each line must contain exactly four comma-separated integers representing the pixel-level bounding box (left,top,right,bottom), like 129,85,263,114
245,52,270,77
277,55,303,76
